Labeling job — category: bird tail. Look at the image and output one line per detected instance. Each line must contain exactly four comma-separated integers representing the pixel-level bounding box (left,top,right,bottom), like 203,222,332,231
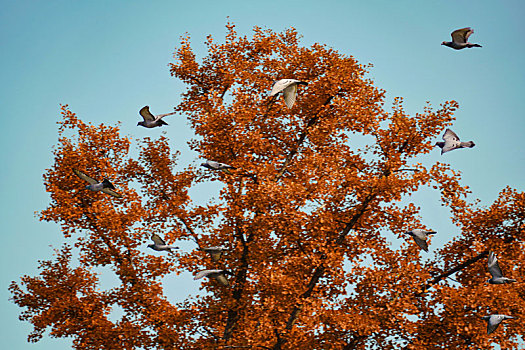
102,179,115,189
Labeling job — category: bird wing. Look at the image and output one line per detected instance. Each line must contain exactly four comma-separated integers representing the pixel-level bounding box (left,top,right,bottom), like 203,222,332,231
73,169,98,185
488,252,504,278
193,270,211,280
487,316,501,334
139,106,155,122
441,141,456,154
443,129,460,141
269,79,291,96
412,235,429,252
206,161,220,170
283,84,298,109
210,250,222,262
101,187,123,198
451,27,472,44
155,111,176,120
151,234,166,246
215,273,230,286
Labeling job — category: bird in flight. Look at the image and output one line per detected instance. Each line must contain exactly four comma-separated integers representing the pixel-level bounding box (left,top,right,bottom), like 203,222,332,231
487,251,517,284
199,246,229,262
482,314,515,334
441,27,482,50
405,229,437,252
137,106,176,128
269,79,308,108
72,169,122,198
194,269,234,286
201,160,235,174
148,234,179,253
435,129,475,154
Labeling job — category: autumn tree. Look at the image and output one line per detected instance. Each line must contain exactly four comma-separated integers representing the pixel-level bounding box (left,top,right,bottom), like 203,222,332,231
10,24,524,349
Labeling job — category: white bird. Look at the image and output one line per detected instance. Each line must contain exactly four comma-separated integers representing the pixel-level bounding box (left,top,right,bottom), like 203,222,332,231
435,129,475,154
194,269,234,286
405,229,437,252
72,169,122,198
441,27,482,50
487,251,517,284
482,314,514,334
148,234,179,253
137,106,176,128
201,160,235,174
199,246,229,262
269,79,308,108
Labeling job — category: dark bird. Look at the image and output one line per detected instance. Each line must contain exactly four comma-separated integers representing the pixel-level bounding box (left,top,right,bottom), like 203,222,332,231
487,251,517,284
201,160,235,174
73,169,122,198
148,234,179,253
405,229,437,252
482,314,514,334
137,106,176,128
442,27,482,50
435,129,475,154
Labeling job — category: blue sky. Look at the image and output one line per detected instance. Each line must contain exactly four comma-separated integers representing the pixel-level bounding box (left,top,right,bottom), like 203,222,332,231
1,1,524,348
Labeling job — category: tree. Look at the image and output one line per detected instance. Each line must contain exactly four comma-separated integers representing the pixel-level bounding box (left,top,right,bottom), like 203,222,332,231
10,24,524,349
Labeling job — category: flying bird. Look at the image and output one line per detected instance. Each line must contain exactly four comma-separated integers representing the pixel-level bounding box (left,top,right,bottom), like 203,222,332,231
72,169,122,198
269,79,308,108
482,314,514,334
435,129,475,154
441,27,482,50
200,246,229,262
405,229,437,252
194,269,234,286
487,251,517,284
148,234,179,253
201,160,235,174
137,106,176,128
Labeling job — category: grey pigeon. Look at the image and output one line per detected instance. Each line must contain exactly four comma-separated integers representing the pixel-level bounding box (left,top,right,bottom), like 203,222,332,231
482,314,514,334
194,269,234,286
148,234,179,253
200,246,229,262
435,129,475,154
405,229,437,252
201,160,235,174
269,79,308,108
487,251,517,284
73,169,122,198
442,27,482,50
137,106,176,128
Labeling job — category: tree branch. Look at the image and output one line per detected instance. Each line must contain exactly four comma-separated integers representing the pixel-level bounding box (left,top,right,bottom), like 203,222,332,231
416,250,489,296
272,192,376,349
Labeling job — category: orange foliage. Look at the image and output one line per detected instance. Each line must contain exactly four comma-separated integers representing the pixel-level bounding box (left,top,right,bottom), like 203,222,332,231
10,25,524,349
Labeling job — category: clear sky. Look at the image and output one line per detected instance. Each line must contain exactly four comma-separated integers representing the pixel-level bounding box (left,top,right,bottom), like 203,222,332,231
1,1,524,348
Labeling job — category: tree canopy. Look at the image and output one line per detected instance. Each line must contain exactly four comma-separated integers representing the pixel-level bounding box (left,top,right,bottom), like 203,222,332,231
10,24,524,349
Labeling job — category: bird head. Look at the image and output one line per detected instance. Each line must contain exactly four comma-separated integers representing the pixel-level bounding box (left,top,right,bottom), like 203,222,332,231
147,244,155,249
137,122,144,126
441,41,447,45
